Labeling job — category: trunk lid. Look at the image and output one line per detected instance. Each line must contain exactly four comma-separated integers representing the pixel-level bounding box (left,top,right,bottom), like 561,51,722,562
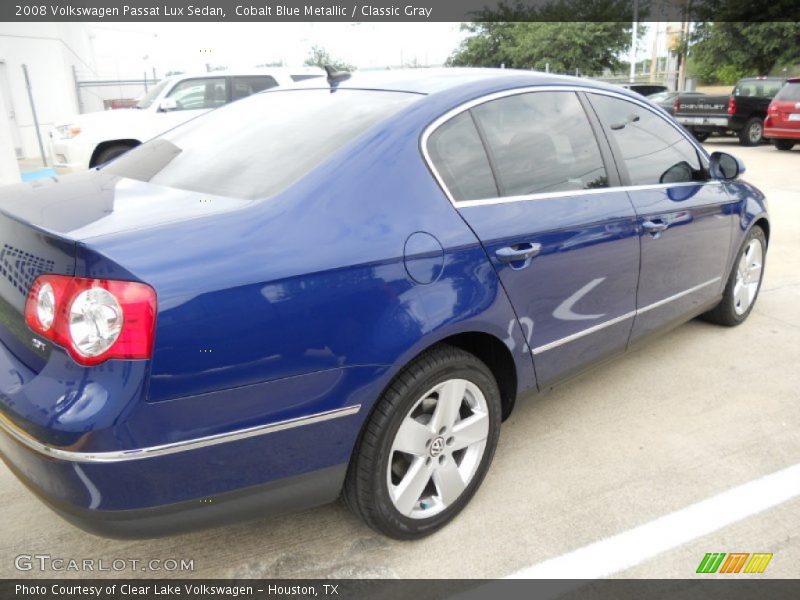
0,170,248,372
0,186,76,372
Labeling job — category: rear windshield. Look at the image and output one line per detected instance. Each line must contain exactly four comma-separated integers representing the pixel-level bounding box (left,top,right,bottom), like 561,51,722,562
733,79,784,99
107,89,420,199
775,82,800,102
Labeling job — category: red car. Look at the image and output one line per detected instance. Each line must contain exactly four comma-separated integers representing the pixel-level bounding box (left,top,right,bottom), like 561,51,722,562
764,77,800,150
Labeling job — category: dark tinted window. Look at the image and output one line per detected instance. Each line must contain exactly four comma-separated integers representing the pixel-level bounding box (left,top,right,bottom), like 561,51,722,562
472,91,608,196
590,94,706,186
166,78,227,110
775,82,800,101
231,76,278,100
427,112,498,202
107,89,419,199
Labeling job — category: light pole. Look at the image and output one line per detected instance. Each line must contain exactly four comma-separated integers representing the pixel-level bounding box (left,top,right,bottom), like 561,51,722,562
629,0,639,83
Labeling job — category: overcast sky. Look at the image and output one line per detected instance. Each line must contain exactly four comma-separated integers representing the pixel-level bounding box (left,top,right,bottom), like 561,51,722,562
85,22,663,79
86,22,466,77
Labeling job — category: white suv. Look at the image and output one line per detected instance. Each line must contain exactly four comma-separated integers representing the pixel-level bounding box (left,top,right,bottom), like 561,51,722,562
50,68,323,170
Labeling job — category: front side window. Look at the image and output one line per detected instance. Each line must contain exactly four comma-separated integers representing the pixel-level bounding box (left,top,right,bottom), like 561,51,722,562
426,112,498,202
231,76,278,101
166,78,228,111
589,94,706,186
136,79,170,109
472,91,609,196
106,89,420,199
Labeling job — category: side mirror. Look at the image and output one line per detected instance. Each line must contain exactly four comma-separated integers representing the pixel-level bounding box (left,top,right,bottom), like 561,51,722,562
158,98,178,112
709,151,745,180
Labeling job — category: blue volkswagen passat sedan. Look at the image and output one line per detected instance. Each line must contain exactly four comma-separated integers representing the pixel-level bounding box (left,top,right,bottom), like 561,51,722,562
0,69,768,539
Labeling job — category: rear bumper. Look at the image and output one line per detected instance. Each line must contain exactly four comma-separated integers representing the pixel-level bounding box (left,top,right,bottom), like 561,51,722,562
763,126,800,140
1,440,345,538
675,115,731,132
0,405,355,537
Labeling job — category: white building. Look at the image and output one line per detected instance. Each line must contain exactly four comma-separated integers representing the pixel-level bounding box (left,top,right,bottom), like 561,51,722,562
0,23,99,163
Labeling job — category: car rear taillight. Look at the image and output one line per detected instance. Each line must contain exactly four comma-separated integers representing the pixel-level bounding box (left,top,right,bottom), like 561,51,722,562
673,98,681,113
25,275,156,366
727,96,736,115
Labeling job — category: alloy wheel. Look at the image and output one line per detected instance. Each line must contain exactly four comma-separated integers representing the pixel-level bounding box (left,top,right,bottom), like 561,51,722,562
733,238,763,315
386,378,489,519
749,122,763,144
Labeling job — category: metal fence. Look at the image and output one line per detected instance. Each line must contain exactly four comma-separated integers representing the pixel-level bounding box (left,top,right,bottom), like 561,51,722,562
72,67,160,114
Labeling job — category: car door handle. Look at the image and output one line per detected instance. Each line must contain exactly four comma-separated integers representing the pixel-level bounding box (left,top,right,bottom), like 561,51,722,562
495,243,542,263
642,220,669,236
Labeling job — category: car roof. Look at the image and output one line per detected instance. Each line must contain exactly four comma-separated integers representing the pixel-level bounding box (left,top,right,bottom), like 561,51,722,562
166,67,324,80
291,67,639,99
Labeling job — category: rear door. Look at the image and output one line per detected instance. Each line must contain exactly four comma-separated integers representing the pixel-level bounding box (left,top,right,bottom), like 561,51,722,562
586,92,736,343
425,89,640,388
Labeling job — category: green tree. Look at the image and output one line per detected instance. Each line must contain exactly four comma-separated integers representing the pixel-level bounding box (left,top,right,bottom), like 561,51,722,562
447,22,636,75
303,45,354,72
689,23,800,83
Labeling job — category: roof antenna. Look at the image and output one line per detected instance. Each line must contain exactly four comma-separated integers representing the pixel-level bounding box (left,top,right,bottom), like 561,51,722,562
324,65,351,86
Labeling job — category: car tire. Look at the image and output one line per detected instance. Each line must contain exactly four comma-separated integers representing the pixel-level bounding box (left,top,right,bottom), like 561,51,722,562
702,226,766,327
738,118,764,146
692,130,710,142
773,139,795,151
92,144,134,168
343,344,502,539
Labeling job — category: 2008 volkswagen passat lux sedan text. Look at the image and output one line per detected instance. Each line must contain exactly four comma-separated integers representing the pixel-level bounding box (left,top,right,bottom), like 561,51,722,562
0,69,769,539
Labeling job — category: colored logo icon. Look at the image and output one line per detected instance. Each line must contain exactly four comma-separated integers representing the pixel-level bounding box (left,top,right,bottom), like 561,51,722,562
696,552,773,574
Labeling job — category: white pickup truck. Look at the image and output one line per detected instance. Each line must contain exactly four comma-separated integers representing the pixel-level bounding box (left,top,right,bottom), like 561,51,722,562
50,68,323,170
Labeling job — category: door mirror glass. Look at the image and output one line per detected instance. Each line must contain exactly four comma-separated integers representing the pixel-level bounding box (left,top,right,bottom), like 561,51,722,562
709,151,744,180
158,98,178,112
660,160,694,184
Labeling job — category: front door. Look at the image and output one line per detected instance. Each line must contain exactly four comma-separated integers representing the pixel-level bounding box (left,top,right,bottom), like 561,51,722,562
425,89,640,388
586,92,736,343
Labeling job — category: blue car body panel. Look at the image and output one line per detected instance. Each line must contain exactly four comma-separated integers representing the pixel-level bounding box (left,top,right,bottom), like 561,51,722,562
0,69,769,534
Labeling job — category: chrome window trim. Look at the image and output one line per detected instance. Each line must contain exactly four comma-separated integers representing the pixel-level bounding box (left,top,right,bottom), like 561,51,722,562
0,404,361,464
420,84,716,208
531,277,722,355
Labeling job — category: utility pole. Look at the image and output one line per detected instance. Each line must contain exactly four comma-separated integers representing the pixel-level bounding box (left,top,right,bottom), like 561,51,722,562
22,65,47,167
629,0,639,83
649,22,660,83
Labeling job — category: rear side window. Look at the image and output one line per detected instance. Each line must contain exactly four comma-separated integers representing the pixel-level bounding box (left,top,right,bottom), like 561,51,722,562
775,82,800,101
472,91,609,196
589,94,706,186
733,79,784,99
106,89,419,199
231,76,278,101
426,112,498,202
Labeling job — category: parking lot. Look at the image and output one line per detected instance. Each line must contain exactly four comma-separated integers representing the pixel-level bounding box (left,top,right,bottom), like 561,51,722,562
1,139,798,580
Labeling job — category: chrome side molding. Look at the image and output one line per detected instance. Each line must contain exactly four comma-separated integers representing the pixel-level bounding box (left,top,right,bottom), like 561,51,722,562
0,405,361,464
532,277,722,355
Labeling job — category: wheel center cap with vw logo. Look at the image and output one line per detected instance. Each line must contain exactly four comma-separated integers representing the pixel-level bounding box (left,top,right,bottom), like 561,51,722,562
429,436,446,457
